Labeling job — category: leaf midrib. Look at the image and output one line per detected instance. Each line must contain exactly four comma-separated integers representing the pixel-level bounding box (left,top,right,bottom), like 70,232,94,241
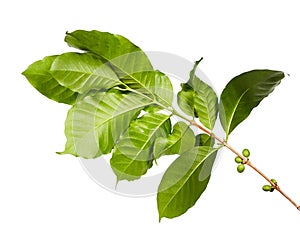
53,67,121,84
225,89,249,138
196,87,215,129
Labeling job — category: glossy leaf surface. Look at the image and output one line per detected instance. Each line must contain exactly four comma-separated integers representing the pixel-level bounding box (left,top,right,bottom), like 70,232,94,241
157,146,218,220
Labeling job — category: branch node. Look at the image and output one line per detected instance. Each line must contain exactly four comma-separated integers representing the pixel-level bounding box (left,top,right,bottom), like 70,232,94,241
190,120,299,211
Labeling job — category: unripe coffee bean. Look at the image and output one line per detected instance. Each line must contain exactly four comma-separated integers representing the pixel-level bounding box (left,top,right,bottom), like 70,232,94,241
235,156,243,163
271,178,277,185
237,164,245,173
262,185,272,192
242,148,250,157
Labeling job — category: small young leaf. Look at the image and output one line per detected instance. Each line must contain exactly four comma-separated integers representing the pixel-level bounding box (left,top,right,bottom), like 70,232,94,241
157,146,218,220
59,91,153,158
195,133,215,147
153,122,195,159
50,52,121,93
65,30,153,78
219,69,285,139
177,60,218,129
22,55,78,104
177,89,195,116
110,113,171,181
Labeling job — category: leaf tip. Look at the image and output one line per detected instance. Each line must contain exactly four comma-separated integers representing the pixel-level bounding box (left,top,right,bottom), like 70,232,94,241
158,212,164,223
56,151,65,155
195,57,204,65
114,178,120,190
56,149,79,157
21,69,26,76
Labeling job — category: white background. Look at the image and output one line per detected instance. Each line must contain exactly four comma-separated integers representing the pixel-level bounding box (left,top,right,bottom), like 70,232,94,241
1,0,300,245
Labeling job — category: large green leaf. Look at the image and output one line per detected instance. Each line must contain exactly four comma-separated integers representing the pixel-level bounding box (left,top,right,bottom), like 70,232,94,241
58,91,152,158
157,146,218,220
110,113,171,181
177,60,218,129
22,55,78,104
50,52,121,93
153,122,195,159
219,69,285,139
65,30,153,78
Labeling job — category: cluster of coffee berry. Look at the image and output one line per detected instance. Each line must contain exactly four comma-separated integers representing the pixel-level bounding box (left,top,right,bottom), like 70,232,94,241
234,149,250,173
262,179,277,192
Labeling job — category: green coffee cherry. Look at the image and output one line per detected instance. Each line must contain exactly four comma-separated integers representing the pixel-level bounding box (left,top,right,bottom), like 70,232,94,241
235,156,243,163
237,164,245,173
262,185,272,192
271,178,277,185
242,148,250,157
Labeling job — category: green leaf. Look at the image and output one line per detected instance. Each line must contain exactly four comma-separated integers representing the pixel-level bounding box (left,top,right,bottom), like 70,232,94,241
157,146,218,220
22,55,78,104
177,60,218,129
153,122,195,159
219,69,285,138
50,52,121,93
65,30,153,78
110,113,171,181
195,134,215,147
59,91,152,158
